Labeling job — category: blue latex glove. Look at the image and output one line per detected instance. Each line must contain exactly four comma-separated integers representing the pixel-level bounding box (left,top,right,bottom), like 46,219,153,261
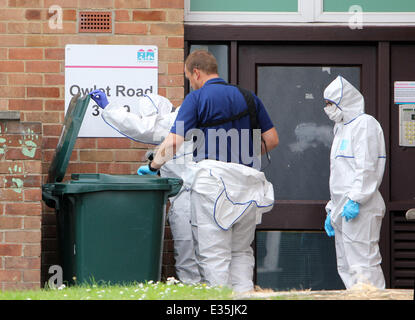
342,199,360,222
89,89,109,109
324,211,335,237
137,164,158,176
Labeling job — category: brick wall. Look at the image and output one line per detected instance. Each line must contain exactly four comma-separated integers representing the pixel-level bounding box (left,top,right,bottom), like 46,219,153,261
0,0,184,287
0,114,42,290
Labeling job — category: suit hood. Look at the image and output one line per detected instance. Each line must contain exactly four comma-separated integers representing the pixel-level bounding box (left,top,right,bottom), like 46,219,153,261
324,76,364,123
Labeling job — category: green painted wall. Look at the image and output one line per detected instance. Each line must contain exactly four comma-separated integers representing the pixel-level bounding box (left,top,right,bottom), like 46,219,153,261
324,0,415,12
190,0,298,12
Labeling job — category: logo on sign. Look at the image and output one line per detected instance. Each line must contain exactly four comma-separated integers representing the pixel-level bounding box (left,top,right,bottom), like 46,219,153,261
137,49,155,62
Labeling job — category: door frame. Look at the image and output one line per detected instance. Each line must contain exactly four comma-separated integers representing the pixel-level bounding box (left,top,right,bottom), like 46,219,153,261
184,25,401,287
238,44,377,230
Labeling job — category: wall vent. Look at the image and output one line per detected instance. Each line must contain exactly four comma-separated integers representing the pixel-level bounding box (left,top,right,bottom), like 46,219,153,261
79,11,112,33
391,210,415,288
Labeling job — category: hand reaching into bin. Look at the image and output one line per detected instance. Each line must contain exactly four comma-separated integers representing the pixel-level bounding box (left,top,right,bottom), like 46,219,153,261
90,89,109,109
137,163,159,176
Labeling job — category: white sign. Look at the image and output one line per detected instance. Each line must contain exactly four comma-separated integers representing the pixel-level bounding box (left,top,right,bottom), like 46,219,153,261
394,81,415,104
65,44,158,137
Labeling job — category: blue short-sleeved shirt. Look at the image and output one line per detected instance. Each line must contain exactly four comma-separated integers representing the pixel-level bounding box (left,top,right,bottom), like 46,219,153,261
170,78,274,167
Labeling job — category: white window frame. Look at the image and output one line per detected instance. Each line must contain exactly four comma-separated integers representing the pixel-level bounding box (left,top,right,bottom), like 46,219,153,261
185,0,415,25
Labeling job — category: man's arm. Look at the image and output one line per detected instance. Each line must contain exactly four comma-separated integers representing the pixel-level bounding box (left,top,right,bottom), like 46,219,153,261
261,127,279,155
150,132,185,170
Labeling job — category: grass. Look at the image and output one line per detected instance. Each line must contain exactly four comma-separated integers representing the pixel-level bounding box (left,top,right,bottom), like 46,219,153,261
0,278,236,300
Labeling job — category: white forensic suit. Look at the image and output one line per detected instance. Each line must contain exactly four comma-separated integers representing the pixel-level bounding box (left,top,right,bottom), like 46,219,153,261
182,159,275,293
324,76,387,289
101,94,201,284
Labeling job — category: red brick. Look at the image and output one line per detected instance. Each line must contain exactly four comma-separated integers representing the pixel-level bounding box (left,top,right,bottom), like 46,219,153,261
24,189,42,202
25,9,42,20
23,270,40,282
27,87,60,98
0,162,24,173
23,244,41,257
98,163,136,175
115,22,147,35
114,150,147,162
0,244,22,256
133,10,165,21
44,99,64,111
159,74,184,87
25,35,59,47
23,161,42,174
44,48,64,60
0,61,24,72
0,189,23,201
26,61,61,73
79,0,113,8
115,0,148,9
44,74,64,85
168,36,184,48
8,22,41,34
42,124,62,136
151,0,183,9
115,10,130,21
0,270,21,282
8,74,43,86
9,99,43,111
5,230,41,243
0,35,25,47
79,150,113,162
23,216,41,229
42,22,77,34
0,217,22,229
8,0,42,7
9,48,43,60
44,0,77,7
168,62,184,75
5,257,40,269
5,203,41,216
97,138,132,149
150,23,183,35
0,87,25,98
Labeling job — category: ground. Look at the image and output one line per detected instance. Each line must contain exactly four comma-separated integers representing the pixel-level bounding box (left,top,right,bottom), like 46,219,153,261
238,283,414,300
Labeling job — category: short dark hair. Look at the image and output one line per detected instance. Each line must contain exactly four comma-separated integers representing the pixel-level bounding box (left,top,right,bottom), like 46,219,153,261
185,50,218,75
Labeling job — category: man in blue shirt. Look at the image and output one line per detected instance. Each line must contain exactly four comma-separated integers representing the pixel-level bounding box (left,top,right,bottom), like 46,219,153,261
138,50,278,292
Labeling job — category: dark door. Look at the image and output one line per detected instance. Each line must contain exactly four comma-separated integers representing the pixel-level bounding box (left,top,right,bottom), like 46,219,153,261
239,44,378,290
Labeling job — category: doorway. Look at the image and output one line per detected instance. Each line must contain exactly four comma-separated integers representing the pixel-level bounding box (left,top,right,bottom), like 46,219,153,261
238,44,377,290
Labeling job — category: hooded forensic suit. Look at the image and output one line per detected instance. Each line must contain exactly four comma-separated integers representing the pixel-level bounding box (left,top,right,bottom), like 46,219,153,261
101,94,201,284
324,76,387,289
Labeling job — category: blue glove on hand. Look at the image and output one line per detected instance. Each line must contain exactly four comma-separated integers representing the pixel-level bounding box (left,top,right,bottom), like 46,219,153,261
137,164,158,176
342,199,360,222
89,89,109,109
324,211,335,237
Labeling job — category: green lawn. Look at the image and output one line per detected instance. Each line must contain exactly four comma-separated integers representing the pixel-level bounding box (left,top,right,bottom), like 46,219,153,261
0,279,235,300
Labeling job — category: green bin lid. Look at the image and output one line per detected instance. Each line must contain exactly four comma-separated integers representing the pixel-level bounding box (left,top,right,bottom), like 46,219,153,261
47,93,90,183
47,173,183,195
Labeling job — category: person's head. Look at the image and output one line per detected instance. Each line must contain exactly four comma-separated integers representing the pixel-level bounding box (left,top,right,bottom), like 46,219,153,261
323,75,364,123
184,50,219,90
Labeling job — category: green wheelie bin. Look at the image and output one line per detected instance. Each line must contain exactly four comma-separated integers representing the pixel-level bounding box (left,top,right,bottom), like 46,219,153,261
42,93,183,285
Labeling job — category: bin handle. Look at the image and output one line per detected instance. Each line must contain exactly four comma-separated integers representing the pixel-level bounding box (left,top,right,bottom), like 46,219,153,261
167,179,183,198
42,190,60,210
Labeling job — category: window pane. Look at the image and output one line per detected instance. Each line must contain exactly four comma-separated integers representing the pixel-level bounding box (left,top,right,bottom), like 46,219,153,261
256,231,345,291
324,0,415,12
190,0,298,12
189,44,228,83
257,66,360,200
